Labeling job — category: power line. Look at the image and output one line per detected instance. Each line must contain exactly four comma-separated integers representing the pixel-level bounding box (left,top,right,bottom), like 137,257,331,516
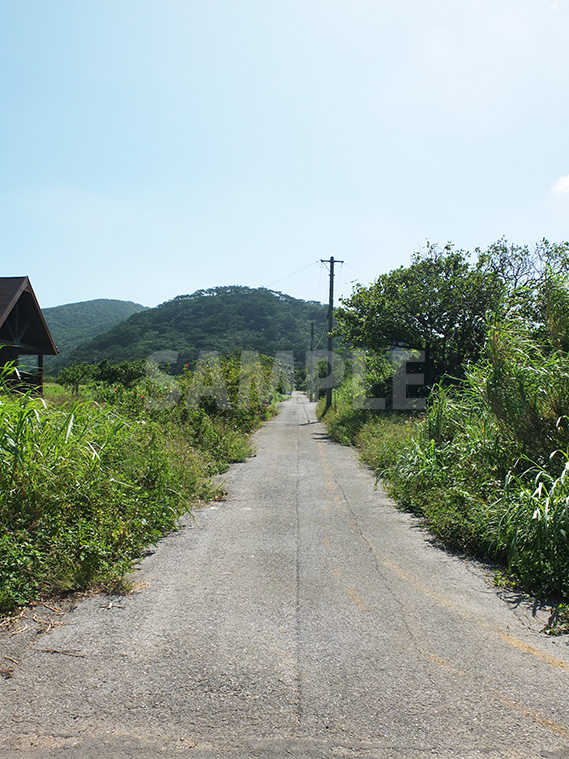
265,261,320,289
336,261,346,301
313,320,329,349
316,260,324,302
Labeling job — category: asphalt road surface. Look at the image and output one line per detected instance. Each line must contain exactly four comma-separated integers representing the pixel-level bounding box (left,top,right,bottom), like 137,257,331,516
1,393,569,759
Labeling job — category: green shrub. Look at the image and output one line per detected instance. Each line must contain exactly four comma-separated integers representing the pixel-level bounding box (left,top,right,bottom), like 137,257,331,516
320,312,569,599
0,353,281,612
0,392,205,610
495,453,569,597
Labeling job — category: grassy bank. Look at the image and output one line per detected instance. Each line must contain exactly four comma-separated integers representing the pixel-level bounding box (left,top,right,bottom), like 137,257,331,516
319,321,569,600
0,356,280,613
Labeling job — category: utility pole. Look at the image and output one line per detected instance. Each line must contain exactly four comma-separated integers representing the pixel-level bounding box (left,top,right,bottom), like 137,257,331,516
308,321,314,401
320,256,344,410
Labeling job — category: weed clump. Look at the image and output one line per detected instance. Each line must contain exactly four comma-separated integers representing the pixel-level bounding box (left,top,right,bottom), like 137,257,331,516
0,354,281,612
319,317,569,600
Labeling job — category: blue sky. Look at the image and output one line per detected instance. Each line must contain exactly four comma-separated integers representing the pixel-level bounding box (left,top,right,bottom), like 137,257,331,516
1,0,568,309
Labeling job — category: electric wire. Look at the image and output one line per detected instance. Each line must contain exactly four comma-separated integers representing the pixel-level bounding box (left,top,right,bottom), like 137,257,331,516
313,319,329,349
266,261,320,289
316,261,324,303
265,258,329,351
336,261,347,304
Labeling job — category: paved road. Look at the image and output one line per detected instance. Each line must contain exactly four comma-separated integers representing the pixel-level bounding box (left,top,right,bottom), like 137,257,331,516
1,393,569,758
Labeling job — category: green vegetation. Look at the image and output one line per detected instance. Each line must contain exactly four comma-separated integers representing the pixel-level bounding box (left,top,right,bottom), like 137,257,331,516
322,239,569,600
43,299,147,370
0,353,281,613
335,243,503,389
65,286,327,370
57,360,147,394
335,238,569,393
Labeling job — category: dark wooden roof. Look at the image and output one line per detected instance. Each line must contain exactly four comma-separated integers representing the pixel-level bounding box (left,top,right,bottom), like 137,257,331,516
0,277,57,355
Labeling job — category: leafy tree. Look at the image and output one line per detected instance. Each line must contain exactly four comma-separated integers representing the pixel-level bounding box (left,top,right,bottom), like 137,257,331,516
56,363,93,394
92,360,146,388
479,238,569,293
479,238,569,332
543,273,569,352
335,244,503,387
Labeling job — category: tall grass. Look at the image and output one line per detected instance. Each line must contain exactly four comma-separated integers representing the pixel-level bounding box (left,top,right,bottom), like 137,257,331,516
0,356,280,613
379,323,569,596
316,374,421,461
495,454,569,596
320,317,569,599
0,391,208,612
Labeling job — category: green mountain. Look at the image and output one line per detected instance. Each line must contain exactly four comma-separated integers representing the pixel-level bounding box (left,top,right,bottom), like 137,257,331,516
43,299,148,368
66,287,328,370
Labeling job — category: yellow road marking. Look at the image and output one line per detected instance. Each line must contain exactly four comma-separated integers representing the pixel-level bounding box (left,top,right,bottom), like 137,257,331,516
500,632,569,673
316,439,569,673
346,587,370,611
425,652,466,677
315,439,569,740
496,694,569,740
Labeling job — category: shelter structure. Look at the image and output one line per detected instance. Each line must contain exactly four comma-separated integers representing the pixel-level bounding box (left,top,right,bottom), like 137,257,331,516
0,277,57,393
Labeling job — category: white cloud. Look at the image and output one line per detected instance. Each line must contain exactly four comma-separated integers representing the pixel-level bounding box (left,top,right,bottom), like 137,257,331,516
552,175,569,194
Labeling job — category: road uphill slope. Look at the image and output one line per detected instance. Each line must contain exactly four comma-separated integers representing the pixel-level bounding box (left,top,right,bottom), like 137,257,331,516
1,393,569,758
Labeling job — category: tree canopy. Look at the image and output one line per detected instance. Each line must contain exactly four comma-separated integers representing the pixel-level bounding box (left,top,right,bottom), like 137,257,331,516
336,239,569,388
65,286,328,370
335,243,502,387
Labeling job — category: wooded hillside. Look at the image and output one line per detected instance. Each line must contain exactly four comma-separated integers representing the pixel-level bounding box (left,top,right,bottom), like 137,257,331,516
65,287,328,370
43,299,147,368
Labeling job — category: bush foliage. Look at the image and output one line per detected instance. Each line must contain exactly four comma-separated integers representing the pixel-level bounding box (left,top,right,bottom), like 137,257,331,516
0,353,281,613
321,240,569,600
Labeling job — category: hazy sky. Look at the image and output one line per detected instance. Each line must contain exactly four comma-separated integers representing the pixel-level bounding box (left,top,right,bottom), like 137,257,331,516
1,1,568,308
